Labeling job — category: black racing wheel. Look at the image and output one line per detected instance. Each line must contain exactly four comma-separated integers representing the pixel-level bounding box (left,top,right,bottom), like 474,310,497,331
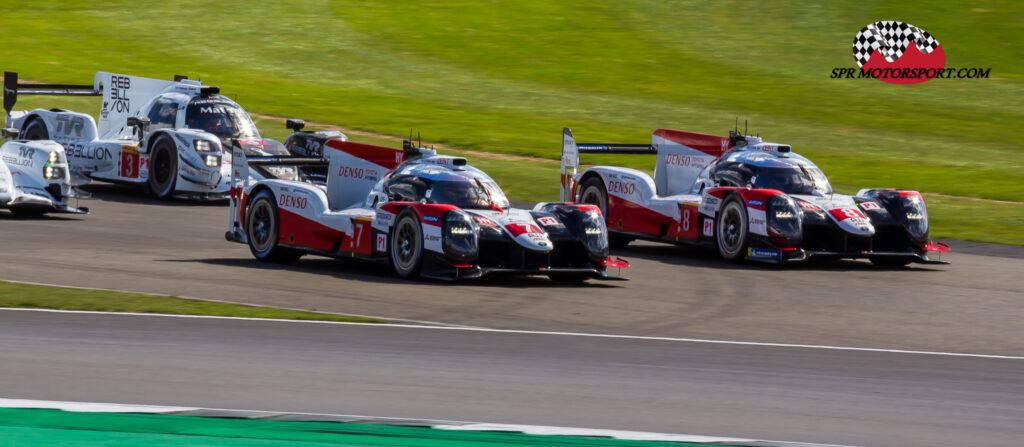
245,189,302,262
147,136,178,200
715,194,749,263
390,208,424,279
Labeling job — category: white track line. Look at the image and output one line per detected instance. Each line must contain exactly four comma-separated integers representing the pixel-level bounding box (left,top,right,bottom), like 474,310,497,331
2,307,1021,360
0,278,477,328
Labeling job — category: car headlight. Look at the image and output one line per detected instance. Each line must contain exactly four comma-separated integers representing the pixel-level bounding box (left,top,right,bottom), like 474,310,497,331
578,209,609,255
44,165,66,180
901,193,929,241
442,210,478,262
47,151,60,164
766,195,802,243
205,154,221,167
194,140,213,152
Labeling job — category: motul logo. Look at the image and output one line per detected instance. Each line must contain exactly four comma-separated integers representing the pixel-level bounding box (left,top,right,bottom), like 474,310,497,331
337,166,365,178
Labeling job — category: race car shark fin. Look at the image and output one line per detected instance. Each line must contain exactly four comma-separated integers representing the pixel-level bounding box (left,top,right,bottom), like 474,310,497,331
560,127,579,202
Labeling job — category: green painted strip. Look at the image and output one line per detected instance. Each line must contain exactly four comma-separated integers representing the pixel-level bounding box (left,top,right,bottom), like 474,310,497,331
0,408,737,447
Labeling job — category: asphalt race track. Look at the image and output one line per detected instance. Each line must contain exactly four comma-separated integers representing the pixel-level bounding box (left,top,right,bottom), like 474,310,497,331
2,185,1024,447
2,309,1023,447
1,185,1022,355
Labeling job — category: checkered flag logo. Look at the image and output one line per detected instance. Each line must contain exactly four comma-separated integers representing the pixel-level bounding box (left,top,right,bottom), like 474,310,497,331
852,21,940,67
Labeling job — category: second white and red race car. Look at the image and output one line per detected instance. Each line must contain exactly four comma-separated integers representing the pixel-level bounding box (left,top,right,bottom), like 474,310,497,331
561,127,949,266
226,131,627,281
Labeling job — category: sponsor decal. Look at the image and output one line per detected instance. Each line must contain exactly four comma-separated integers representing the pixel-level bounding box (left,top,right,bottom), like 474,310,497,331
702,219,713,237
699,195,721,216
860,201,882,210
536,216,559,226
665,154,693,167
376,233,387,251
54,115,85,137
831,20,991,84
473,216,496,226
105,75,132,117
375,211,394,223
748,247,782,260
425,235,440,241
65,144,112,161
279,193,308,210
798,201,820,211
607,180,635,195
747,199,764,206
337,166,365,178
423,215,440,223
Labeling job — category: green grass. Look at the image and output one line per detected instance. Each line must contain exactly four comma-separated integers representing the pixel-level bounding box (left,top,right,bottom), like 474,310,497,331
2,0,1021,244
0,280,384,323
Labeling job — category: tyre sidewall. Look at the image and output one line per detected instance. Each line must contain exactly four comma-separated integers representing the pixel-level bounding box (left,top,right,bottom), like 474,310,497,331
246,190,280,261
23,119,49,140
148,137,178,199
716,195,749,262
390,209,424,279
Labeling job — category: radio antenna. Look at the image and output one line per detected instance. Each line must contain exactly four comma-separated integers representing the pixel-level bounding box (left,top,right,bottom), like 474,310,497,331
744,120,748,135
418,132,421,148
735,117,738,133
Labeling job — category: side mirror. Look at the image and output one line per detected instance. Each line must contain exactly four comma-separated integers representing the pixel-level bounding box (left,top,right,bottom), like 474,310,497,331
126,116,150,140
286,119,305,132
1,128,19,140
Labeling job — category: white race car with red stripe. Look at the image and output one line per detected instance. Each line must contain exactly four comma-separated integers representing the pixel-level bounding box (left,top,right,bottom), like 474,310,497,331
561,127,949,266
226,138,627,281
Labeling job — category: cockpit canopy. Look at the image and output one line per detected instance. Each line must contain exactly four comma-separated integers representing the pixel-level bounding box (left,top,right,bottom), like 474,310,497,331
382,164,510,209
184,96,259,140
710,152,832,196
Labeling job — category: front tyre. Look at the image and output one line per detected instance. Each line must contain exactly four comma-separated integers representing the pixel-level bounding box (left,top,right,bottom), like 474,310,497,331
578,176,632,249
390,209,424,279
245,190,301,262
716,195,749,263
148,137,178,200
22,119,49,140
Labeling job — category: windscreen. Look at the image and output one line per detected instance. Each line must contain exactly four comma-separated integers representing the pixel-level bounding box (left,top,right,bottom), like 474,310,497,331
751,166,831,195
428,179,510,209
185,98,259,139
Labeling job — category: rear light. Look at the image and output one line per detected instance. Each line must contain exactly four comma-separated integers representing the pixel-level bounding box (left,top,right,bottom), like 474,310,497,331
602,256,630,268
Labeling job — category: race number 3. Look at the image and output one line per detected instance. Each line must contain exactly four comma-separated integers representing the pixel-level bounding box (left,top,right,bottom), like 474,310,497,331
120,149,140,178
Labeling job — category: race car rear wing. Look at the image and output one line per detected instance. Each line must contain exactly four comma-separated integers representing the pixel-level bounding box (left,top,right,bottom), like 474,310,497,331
561,127,736,200
560,127,656,201
227,140,328,239
3,71,100,126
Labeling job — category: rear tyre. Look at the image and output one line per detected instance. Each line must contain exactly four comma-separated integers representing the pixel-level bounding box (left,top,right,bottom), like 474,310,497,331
390,209,424,279
869,257,913,267
22,119,49,140
715,195,749,263
148,137,178,200
245,190,302,263
578,176,633,249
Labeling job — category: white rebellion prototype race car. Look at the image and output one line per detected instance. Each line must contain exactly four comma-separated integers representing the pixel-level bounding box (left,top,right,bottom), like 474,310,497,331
226,133,628,281
560,127,949,266
3,71,295,200
0,128,87,216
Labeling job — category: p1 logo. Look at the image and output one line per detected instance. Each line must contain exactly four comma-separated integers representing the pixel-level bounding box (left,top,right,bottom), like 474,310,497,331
852,21,944,84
